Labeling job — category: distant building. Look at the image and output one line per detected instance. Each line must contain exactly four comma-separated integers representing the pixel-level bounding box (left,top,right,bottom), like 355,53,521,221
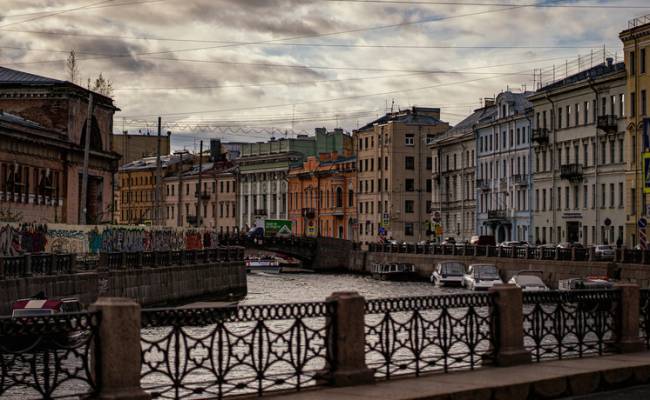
620,16,650,247
287,152,356,239
475,92,534,243
354,107,449,244
431,103,494,242
530,59,626,245
111,132,171,166
0,66,120,224
117,154,191,225
236,128,351,230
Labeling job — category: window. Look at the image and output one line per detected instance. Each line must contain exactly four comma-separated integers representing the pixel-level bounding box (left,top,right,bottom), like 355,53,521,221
601,184,606,208
619,182,623,208
404,223,414,236
583,143,589,166
566,105,571,128
584,101,589,124
426,157,432,170
557,187,562,210
405,134,414,146
642,48,646,74
405,200,414,213
620,94,625,117
565,186,569,210
557,107,563,129
631,92,637,117
643,90,647,116
426,179,432,193
583,185,588,209
405,156,415,170
405,179,415,192
619,138,624,162
601,97,607,116
631,51,636,75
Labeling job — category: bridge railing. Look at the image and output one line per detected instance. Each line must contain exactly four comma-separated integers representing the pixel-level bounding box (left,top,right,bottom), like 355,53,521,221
1,285,646,399
367,243,650,264
641,289,650,349
0,247,245,280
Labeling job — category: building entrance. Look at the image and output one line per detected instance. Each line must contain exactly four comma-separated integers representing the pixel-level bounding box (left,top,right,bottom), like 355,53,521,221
566,221,580,243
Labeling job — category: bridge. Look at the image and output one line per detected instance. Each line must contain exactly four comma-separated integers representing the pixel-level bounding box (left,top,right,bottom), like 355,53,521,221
2,284,650,399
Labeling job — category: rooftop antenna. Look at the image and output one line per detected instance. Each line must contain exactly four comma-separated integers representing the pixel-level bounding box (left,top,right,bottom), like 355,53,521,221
390,99,395,113
590,49,593,68
533,69,536,89
603,44,606,64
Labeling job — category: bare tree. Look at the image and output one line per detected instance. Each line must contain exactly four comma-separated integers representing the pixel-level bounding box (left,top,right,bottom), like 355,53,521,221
92,73,113,97
66,50,80,84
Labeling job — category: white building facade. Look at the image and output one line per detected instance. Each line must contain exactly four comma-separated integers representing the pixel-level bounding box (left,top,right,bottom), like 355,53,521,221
475,92,534,243
529,60,627,246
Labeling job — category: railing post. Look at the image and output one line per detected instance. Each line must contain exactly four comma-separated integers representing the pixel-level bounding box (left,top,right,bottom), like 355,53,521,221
323,291,374,386
23,253,32,277
488,284,531,366
588,247,595,262
614,283,645,353
89,297,150,400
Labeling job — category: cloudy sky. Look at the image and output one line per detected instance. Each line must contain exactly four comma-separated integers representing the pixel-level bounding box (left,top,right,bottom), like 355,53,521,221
1,0,648,150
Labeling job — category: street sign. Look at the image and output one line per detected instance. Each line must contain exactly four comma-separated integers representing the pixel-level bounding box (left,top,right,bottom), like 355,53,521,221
432,211,441,222
639,218,648,229
604,218,611,227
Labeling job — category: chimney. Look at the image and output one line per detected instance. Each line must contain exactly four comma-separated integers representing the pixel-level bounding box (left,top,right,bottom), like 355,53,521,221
483,98,496,107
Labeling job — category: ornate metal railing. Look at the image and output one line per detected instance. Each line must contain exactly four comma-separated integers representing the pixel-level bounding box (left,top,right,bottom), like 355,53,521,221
0,312,100,399
523,290,620,362
641,289,650,349
364,293,494,379
140,302,334,399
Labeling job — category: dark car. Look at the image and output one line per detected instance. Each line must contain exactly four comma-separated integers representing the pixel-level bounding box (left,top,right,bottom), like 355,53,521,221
470,235,496,246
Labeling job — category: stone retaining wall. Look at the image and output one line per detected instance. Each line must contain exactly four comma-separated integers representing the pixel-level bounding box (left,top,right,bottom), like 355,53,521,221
351,251,650,288
0,261,246,315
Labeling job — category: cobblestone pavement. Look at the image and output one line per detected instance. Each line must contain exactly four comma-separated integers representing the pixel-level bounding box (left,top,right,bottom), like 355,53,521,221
562,385,650,399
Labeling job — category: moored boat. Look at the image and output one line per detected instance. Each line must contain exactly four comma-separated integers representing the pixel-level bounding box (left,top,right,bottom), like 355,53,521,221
370,263,418,281
245,256,282,274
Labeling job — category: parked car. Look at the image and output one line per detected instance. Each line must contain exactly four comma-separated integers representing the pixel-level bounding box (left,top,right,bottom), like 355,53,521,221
470,235,496,246
593,244,615,261
498,241,524,248
508,270,549,291
455,240,470,247
463,264,503,291
558,276,614,290
557,242,584,249
441,237,456,245
430,261,466,286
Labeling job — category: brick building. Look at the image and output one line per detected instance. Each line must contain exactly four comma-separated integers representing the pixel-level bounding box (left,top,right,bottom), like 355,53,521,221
0,66,119,224
288,152,357,239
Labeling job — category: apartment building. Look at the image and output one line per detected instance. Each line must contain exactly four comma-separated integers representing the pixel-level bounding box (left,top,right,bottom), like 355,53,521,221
529,59,627,246
354,107,450,244
236,128,351,231
287,152,356,239
620,15,650,247
475,92,534,243
431,105,493,242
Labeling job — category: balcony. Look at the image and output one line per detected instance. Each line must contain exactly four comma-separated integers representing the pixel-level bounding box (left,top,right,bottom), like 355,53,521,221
532,128,549,145
476,179,491,191
597,115,618,134
301,208,316,218
487,209,507,221
560,163,584,182
254,208,268,216
195,191,211,201
512,174,528,186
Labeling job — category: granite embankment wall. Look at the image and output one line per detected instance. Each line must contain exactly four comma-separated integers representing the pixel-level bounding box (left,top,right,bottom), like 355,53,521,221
348,251,650,288
0,261,246,315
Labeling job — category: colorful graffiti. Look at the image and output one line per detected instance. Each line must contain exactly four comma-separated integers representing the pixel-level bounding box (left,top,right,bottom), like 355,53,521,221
0,224,225,255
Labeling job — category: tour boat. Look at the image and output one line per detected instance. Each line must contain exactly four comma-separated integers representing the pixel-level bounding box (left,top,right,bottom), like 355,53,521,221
245,256,282,274
370,263,418,281
431,261,466,286
558,276,614,290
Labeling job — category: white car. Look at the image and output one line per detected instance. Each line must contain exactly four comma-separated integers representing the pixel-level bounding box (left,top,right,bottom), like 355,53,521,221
508,270,549,291
593,245,615,261
463,264,503,291
431,261,466,286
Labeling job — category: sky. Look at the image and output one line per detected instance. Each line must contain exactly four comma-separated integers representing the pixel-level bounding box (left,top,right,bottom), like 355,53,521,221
1,0,648,151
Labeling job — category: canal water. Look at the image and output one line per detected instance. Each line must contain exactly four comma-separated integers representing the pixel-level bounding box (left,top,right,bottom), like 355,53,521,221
241,272,468,304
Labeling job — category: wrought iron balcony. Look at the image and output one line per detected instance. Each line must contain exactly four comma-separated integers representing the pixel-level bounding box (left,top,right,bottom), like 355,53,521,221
597,115,618,134
560,163,584,182
532,128,549,145
254,208,268,216
487,209,507,220
194,191,211,201
476,179,491,191
512,174,529,186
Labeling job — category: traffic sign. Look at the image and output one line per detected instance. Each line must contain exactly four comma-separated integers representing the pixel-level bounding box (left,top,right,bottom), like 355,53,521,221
639,218,648,229
432,211,441,222
604,217,611,227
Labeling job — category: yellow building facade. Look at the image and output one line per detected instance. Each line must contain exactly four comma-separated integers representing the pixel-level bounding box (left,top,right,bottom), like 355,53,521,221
621,16,650,247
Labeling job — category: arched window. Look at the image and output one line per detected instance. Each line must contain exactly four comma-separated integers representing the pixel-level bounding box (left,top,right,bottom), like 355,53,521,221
348,189,354,207
336,187,343,208
80,116,103,152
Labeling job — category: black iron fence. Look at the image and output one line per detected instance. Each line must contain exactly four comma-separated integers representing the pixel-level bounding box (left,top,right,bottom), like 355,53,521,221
0,247,245,280
140,302,333,399
523,290,620,361
0,287,646,400
367,243,647,264
365,293,494,379
641,289,650,349
0,311,100,399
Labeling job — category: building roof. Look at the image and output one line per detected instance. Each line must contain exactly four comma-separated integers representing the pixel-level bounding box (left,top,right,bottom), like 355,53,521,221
119,154,183,172
0,66,63,85
534,59,625,95
430,105,497,146
356,107,444,132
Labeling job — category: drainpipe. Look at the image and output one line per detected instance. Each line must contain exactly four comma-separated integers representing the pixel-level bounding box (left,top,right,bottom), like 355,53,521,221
544,93,557,243
588,78,600,245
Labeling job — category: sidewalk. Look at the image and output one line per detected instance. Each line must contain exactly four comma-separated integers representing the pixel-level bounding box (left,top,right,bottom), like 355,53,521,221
269,352,650,400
